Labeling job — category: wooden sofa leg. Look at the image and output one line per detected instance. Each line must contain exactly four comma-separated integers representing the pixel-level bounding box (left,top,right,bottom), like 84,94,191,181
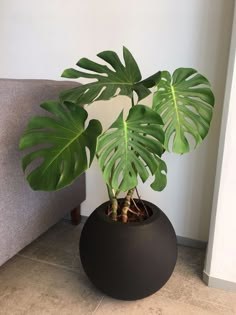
70,206,81,225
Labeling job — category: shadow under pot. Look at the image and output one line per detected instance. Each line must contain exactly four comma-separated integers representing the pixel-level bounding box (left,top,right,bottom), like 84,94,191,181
79,199,177,300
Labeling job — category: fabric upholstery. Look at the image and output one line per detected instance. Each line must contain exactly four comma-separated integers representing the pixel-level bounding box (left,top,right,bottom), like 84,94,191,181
0,79,85,266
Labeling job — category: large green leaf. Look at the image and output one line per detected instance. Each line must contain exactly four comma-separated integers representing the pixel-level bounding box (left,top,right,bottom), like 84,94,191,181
60,47,151,104
19,101,102,191
152,68,215,154
97,105,167,192
138,71,162,88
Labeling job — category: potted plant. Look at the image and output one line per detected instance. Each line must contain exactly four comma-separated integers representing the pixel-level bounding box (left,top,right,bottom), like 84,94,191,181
19,47,214,300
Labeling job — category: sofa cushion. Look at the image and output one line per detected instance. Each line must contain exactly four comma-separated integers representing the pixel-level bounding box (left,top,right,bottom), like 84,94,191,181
0,79,85,266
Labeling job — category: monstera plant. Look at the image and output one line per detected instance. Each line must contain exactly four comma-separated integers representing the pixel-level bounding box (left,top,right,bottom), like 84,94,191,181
19,47,214,300
19,47,214,223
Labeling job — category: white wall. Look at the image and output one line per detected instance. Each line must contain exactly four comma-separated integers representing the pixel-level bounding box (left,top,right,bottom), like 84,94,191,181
0,0,234,241
204,2,236,285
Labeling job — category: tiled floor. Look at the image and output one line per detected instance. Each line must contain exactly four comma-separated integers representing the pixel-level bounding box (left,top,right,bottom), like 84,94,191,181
0,221,236,315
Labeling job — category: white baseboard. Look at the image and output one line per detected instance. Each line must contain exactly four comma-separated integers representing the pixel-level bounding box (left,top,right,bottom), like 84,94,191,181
203,270,236,292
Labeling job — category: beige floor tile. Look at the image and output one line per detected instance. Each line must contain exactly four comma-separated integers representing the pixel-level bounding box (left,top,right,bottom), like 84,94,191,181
94,245,236,315
158,269,236,314
19,221,83,272
94,295,217,315
0,255,102,315
94,261,236,315
1,220,236,315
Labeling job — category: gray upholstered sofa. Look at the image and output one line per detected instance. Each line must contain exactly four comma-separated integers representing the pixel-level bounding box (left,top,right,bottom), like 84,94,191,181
0,79,85,266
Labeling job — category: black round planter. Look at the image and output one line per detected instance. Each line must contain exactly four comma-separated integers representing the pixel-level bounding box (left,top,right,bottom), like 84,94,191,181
79,199,177,300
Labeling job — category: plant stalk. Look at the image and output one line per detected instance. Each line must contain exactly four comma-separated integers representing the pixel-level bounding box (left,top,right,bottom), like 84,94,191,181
122,188,135,223
106,184,118,221
120,93,136,223
111,197,118,221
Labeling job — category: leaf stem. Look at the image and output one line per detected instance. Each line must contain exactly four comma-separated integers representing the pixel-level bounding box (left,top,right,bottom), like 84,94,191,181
135,187,149,217
97,152,118,221
106,184,113,201
131,95,135,107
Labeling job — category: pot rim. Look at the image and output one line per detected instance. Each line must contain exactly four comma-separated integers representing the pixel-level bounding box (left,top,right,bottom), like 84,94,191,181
94,199,161,227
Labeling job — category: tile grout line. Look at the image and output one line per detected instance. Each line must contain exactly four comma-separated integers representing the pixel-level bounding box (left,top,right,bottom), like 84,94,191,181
91,295,104,314
16,253,108,312
16,253,83,275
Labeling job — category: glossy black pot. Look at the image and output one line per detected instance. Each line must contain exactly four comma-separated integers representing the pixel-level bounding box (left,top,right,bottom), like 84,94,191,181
79,199,177,300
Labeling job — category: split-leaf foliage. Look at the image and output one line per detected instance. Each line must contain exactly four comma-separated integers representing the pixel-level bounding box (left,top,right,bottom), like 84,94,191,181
19,47,214,200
